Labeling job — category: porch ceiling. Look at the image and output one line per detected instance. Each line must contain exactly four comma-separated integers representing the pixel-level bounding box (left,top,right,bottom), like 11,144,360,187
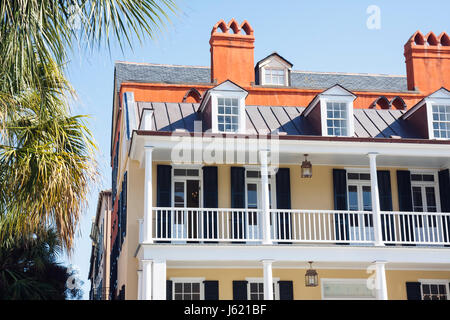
140,145,450,169
165,260,450,271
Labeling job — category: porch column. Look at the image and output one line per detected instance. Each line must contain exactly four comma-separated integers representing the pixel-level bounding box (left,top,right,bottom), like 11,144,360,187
137,270,142,300
142,260,153,300
260,150,272,245
368,152,384,246
372,261,388,300
152,259,167,300
143,146,154,244
262,260,274,300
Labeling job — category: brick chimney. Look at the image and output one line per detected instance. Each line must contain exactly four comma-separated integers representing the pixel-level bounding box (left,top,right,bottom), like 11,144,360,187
404,31,450,94
210,19,255,87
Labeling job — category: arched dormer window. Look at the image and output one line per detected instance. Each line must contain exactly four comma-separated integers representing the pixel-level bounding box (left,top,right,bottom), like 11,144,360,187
182,88,202,103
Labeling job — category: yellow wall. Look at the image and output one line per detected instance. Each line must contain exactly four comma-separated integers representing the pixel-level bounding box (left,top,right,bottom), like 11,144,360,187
167,268,450,300
119,161,442,300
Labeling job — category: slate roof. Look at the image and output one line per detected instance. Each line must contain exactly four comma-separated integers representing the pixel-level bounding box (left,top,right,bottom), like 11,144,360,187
290,71,409,93
114,62,411,93
135,102,421,139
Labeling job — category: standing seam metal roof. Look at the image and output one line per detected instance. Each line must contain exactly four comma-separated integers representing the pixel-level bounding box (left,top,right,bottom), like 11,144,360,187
135,102,421,139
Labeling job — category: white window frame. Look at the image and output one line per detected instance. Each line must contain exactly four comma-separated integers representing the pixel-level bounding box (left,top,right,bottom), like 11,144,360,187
170,277,206,301
244,167,277,210
321,278,377,300
409,170,441,213
245,277,280,300
211,93,246,134
263,67,288,86
429,104,450,140
171,165,203,208
418,279,450,300
258,55,290,86
321,99,354,137
346,169,372,212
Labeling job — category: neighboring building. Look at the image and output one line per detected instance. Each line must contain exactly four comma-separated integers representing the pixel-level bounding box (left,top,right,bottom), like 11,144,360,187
88,190,112,300
108,19,450,300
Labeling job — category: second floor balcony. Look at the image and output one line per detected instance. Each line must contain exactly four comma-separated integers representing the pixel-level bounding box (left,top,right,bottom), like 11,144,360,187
139,207,450,246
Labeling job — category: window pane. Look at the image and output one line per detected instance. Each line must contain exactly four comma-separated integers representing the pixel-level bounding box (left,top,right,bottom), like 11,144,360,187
412,186,423,212
174,182,185,207
348,185,358,211
425,187,437,212
362,186,372,211
247,183,258,209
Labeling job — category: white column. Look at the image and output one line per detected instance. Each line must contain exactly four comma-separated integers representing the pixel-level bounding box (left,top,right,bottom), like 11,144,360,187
262,260,274,300
260,150,272,245
373,261,388,300
152,259,167,300
144,146,154,244
368,152,384,246
142,260,153,300
137,270,142,300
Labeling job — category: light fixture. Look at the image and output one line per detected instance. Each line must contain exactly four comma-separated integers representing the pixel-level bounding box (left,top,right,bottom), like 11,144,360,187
305,261,318,287
301,154,312,178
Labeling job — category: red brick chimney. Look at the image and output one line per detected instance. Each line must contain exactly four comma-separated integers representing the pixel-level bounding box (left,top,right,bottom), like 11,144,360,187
404,31,450,94
210,19,255,87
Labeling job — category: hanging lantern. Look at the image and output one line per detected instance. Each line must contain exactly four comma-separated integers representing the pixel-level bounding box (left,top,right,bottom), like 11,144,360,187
305,261,318,287
301,154,312,178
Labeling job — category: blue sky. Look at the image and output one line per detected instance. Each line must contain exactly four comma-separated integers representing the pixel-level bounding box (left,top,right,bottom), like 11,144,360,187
62,0,450,299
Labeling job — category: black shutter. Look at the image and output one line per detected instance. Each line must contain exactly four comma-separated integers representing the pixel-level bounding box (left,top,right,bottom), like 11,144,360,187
377,170,394,242
406,282,422,300
157,165,172,240
232,281,248,300
438,169,450,243
397,170,414,243
231,167,246,241
278,281,294,300
276,168,292,242
203,167,218,241
204,280,219,300
166,280,173,300
333,169,349,242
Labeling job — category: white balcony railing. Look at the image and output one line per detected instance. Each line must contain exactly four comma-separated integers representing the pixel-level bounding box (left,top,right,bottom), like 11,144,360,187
142,207,450,246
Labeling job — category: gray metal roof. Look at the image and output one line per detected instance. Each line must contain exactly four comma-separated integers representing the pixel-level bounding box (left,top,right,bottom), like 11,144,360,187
135,102,421,139
115,62,410,93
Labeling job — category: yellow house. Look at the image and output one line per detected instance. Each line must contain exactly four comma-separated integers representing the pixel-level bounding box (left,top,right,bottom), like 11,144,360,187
105,20,450,300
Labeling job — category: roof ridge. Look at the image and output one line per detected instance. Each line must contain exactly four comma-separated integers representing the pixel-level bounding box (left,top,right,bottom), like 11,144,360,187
115,61,210,69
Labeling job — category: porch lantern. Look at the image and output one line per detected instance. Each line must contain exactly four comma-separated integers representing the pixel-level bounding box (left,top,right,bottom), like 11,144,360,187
301,154,312,178
305,261,318,287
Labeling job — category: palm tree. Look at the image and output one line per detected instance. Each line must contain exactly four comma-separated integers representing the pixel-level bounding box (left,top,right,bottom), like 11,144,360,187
0,0,178,252
0,223,83,300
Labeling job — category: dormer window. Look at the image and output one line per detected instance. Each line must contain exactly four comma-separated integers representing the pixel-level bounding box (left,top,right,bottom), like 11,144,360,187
302,84,356,137
402,88,450,140
255,53,293,86
431,104,450,139
326,102,349,136
218,97,239,132
198,80,248,134
264,68,286,86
